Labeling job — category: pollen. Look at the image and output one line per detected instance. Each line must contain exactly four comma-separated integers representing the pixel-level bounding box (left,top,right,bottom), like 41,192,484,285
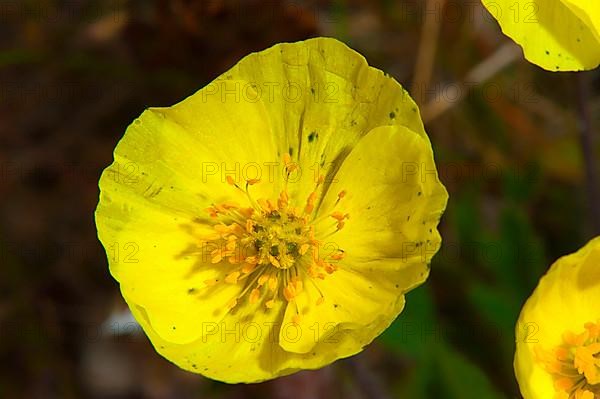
535,320,600,399
198,157,350,314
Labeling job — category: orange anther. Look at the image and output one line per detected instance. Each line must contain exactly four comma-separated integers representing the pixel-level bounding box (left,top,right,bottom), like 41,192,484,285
227,298,238,310
249,288,261,304
268,255,281,268
283,153,292,165
299,243,310,255
278,191,289,209
246,219,254,233
225,271,240,284
331,252,345,261
324,263,337,274
245,256,258,265
258,274,269,286
268,276,278,291
305,203,314,214
241,263,256,274
331,211,345,221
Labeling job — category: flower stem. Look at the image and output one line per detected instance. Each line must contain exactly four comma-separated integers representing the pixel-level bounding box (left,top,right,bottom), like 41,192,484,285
575,72,600,236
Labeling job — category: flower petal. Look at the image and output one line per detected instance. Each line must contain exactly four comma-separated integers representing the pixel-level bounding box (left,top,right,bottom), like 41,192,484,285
482,0,600,71
276,123,446,354
218,37,428,200
315,124,447,266
278,262,411,354
96,81,285,344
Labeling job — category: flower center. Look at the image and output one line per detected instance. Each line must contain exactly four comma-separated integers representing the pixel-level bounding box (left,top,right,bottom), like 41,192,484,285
201,155,349,320
535,320,600,399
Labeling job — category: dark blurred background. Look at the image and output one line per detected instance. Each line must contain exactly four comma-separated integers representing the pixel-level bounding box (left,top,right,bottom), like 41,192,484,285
1,0,599,398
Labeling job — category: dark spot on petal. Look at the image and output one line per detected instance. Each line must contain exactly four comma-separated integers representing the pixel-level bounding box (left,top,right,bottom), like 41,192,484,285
389,111,396,119
308,131,318,142
188,288,196,294
289,147,294,156
545,50,550,55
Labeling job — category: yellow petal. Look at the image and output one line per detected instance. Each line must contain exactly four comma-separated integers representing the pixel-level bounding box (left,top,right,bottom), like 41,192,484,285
315,124,447,267
482,0,600,71
220,36,429,204
276,124,446,354
278,262,411,354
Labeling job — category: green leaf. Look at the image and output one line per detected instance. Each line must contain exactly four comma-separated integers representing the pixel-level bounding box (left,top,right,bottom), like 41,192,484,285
380,286,437,357
436,341,506,399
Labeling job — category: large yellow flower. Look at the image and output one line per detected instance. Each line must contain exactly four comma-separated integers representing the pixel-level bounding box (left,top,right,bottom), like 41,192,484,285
95,37,448,383
515,236,600,398
482,0,600,71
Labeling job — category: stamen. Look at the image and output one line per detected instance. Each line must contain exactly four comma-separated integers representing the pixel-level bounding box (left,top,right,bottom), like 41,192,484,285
197,155,349,317
225,271,240,284
249,288,261,304
536,321,600,398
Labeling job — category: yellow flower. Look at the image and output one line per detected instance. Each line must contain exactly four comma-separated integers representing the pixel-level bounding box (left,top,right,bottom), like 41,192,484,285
95,37,448,383
515,236,600,398
482,0,600,71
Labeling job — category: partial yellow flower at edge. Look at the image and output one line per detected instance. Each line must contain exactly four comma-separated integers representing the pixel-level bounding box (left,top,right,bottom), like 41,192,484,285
482,0,600,71
95,37,448,383
514,236,600,398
